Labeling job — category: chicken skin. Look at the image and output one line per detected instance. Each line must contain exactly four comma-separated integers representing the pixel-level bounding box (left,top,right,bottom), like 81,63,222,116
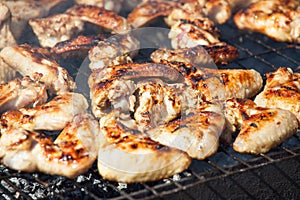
254,67,300,124
234,0,300,43
0,113,99,178
98,110,191,183
224,98,299,154
0,44,76,95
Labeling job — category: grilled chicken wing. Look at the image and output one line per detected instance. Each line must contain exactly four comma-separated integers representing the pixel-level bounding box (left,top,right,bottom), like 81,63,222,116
0,76,47,113
1,93,88,131
151,42,238,65
127,0,178,28
168,18,221,49
74,0,123,13
224,98,299,154
0,3,16,49
158,61,262,101
88,63,182,118
0,44,76,95
89,34,140,70
66,4,130,34
29,14,85,48
0,57,16,84
0,113,99,178
98,110,191,183
2,0,71,40
147,103,225,159
164,1,204,27
205,0,231,24
128,0,233,28
234,0,300,43
254,67,300,124
51,34,110,58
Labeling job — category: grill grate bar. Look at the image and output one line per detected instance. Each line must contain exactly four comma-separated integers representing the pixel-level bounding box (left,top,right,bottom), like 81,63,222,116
0,178,32,200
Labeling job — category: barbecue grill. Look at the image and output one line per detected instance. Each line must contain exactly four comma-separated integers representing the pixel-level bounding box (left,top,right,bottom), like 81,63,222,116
1,15,300,200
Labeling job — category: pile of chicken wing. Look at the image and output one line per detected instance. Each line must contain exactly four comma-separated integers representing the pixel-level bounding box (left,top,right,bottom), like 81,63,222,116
0,0,299,183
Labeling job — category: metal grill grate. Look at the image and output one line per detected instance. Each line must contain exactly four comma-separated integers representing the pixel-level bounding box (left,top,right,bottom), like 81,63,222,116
1,19,300,200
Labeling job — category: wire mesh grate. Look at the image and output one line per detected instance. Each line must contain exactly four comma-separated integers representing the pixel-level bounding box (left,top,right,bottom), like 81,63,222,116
0,17,300,200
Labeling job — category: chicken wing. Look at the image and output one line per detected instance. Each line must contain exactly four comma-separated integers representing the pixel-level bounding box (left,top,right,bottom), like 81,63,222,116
157,61,263,101
66,4,130,34
98,110,191,183
0,44,76,95
168,18,221,49
1,93,88,131
0,3,16,49
29,14,85,48
88,34,140,70
234,0,300,43
164,1,205,27
51,34,110,59
151,42,238,65
0,76,47,113
127,0,179,28
2,0,71,40
147,103,225,160
128,0,233,28
254,67,300,124
88,63,182,118
0,113,99,178
224,98,299,154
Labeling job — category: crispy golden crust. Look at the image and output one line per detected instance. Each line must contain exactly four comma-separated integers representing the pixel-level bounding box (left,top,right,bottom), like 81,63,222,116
66,4,130,33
